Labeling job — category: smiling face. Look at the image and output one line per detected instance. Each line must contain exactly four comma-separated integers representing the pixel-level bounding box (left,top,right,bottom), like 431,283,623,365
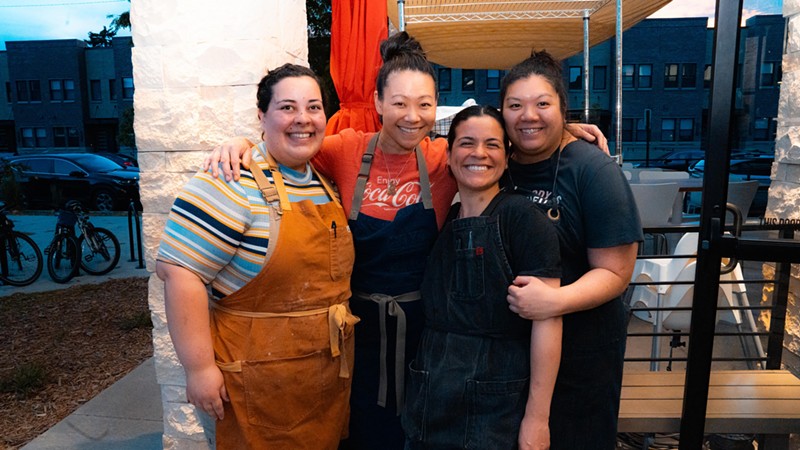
502,74,565,164
258,75,326,172
374,70,437,154
447,115,507,196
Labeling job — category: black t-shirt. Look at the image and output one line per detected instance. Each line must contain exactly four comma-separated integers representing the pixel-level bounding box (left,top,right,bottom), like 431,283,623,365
503,140,643,348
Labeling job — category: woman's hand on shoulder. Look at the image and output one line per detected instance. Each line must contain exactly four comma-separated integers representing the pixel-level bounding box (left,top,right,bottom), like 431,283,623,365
202,137,255,181
565,123,609,155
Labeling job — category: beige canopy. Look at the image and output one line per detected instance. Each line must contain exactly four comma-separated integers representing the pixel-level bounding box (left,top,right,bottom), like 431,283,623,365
387,0,673,69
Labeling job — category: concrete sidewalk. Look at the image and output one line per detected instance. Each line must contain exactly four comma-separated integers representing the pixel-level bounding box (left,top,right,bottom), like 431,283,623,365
21,358,163,450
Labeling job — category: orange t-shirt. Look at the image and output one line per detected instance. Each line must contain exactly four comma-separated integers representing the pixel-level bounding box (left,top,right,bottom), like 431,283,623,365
312,129,457,228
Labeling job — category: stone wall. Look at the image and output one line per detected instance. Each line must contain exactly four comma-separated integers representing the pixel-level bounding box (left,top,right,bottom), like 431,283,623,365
130,1,308,447
763,0,800,373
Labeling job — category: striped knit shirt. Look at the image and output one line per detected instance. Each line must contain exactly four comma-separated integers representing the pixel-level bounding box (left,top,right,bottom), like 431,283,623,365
157,146,333,299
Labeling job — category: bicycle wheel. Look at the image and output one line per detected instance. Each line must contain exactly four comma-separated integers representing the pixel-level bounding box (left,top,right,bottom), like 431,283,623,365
47,234,80,283
79,227,120,275
0,231,43,287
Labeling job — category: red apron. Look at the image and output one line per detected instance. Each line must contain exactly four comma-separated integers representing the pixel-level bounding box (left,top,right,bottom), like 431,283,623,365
210,149,358,449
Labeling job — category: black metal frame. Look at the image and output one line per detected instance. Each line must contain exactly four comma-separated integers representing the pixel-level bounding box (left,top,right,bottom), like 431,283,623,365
678,1,800,448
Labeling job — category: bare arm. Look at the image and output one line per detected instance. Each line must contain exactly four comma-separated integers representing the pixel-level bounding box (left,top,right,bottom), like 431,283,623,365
202,137,255,181
507,242,638,320
518,277,562,450
157,261,229,420
565,123,609,155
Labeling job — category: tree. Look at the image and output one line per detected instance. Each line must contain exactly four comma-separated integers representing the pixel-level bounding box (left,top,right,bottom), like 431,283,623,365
108,0,131,33
307,0,339,117
85,26,116,48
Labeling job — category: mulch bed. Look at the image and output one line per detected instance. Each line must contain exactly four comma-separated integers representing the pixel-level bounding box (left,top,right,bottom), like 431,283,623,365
0,277,152,449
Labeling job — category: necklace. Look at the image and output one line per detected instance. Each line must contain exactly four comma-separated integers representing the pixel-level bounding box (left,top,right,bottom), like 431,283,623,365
507,147,562,222
381,149,415,195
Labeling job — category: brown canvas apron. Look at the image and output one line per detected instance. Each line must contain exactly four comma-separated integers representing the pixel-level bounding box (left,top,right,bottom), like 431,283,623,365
210,148,358,449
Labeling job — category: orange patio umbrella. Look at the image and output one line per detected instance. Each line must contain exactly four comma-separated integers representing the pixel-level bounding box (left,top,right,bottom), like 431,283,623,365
325,0,387,135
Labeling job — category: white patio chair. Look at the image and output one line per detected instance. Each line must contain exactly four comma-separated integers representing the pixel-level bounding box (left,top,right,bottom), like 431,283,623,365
629,182,680,254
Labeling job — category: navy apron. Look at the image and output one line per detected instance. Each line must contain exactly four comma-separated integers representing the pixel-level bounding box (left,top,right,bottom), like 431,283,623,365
339,134,438,450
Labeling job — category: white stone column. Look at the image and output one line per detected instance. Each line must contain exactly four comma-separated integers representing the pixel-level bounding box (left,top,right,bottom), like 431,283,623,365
130,1,308,447
763,0,800,373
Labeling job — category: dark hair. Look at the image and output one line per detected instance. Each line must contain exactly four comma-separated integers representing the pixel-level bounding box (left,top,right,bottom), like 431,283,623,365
499,50,568,119
376,31,437,100
256,63,326,112
446,105,509,153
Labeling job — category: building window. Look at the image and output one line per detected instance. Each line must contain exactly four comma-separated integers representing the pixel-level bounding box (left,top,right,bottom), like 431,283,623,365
638,64,652,89
49,79,75,101
569,66,582,90
622,64,635,89
20,127,47,147
487,69,501,91
678,118,694,141
661,119,676,141
461,70,475,91
681,63,697,88
704,64,712,89
15,80,41,102
636,118,648,141
90,79,102,101
593,66,606,91
53,127,80,147
760,62,778,87
438,68,451,92
122,77,134,99
109,79,117,100
664,64,679,88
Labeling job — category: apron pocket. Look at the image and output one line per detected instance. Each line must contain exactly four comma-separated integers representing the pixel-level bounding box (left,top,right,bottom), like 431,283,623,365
452,248,485,300
242,351,327,431
401,361,430,443
464,377,529,450
330,225,354,281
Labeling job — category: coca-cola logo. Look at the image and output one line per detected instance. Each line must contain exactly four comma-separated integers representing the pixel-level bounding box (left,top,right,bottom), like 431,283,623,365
363,181,421,208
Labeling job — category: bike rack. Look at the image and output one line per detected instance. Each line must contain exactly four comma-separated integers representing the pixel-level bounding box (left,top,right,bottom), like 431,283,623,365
127,199,145,269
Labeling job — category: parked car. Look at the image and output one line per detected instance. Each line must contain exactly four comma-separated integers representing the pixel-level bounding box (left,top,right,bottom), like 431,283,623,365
95,152,139,170
3,153,141,212
687,154,773,216
638,150,705,171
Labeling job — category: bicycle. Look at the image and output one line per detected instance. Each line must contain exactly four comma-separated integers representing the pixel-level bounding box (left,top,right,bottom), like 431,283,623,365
46,201,121,283
0,202,43,286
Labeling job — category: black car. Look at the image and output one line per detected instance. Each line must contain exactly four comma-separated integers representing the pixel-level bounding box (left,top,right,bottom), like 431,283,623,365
96,152,139,170
687,154,773,216
639,150,705,171
3,153,141,212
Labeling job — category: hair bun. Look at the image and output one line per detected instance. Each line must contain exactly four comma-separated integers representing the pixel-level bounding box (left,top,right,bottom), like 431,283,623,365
381,31,425,63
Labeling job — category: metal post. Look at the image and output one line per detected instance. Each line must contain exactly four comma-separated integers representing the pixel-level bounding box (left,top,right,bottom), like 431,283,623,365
398,0,406,32
614,0,623,162
127,200,136,262
134,206,144,269
583,10,590,124
678,0,743,448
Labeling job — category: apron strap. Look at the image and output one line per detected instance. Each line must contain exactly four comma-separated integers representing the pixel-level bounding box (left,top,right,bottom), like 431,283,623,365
253,143,292,213
212,302,359,378
309,163,343,209
349,134,433,221
349,134,379,221
352,290,421,413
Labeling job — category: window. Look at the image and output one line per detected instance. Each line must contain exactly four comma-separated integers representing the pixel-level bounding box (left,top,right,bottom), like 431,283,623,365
109,79,117,100
461,70,475,91
593,66,606,91
15,80,41,102
569,66,582,90
760,62,779,87
53,127,80,148
704,64,712,89
664,64,679,88
681,63,697,88
621,118,634,142
661,119,676,141
678,119,694,141
486,69,501,91
623,118,647,142
622,64,635,89
438,68,451,92
49,79,75,101
636,118,648,141
122,77,134,99
53,159,83,175
90,80,102,101
20,127,47,148
638,65,652,89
